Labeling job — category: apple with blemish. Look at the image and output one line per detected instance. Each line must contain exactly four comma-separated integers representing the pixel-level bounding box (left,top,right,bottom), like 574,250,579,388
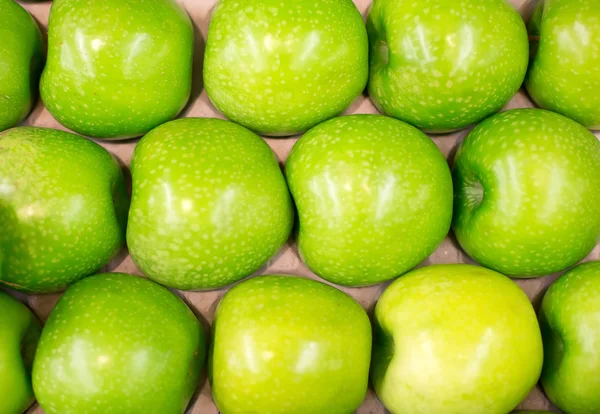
286,115,452,286
367,0,528,132
371,264,543,414
0,292,41,414
127,118,294,290
33,273,205,414
0,127,129,293
41,0,194,139
453,109,600,277
210,275,371,414
204,0,368,136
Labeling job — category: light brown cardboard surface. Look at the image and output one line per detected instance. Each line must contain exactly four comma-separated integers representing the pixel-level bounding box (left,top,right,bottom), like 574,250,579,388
15,0,600,413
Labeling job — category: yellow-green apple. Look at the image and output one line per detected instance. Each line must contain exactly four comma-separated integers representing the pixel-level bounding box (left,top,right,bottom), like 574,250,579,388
127,118,294,290
0,0,43,132
539,261,600,413
41,0,193,139
0,291,41,414
0,127,129,293
526,0,600,129
371,264,543,414
286,115,452,286
367,0,528,132
210,275,371,413
33,273,204,414
453,109,600,277
204,0,368,136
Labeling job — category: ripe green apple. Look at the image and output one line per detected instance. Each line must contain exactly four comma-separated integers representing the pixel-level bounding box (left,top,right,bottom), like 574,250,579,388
210,275,371,413
0,0,43,132
33,272,204,414
526,0,600,129
41,0,193,139
127,118,294,290
0,127,129,293
371,264,543,414
367,0,528,132
286,115,452,286
0,291,41,414
204,0,368,136
539,261,600,413
453,109,600,277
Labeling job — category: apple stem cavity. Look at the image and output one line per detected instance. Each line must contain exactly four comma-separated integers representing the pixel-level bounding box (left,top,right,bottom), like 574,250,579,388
377,40,390,66
465,179,485,209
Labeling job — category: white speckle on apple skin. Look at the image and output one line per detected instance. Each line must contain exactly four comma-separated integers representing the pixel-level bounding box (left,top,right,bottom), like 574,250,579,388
127,118,294,290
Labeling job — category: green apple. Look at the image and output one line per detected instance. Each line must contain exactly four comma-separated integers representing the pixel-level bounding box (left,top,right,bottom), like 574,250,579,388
539,261,600,413
453,109,600,277
526,0,600,130
127,118,294,290
204,0,368,136
0,0,43,132
285,115,452,286
0,127,129,293
41,0,193,139
367,0,528,132
33,272,204,414
371,264,543,414
0,291,41,414
210,275,371,413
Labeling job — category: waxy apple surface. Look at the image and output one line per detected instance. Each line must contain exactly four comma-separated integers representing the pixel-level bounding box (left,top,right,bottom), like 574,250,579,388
526,0,600,129
210,275,371,414
286,115,452,286
204,0,368,136
0,127,129,293
0,292,41,414
0,0,43,132
540,261,600,414
33,273,204,414
41,0,194,139
371,264,543,414
127,118,294,290
367,0,528,132
453,109,600,277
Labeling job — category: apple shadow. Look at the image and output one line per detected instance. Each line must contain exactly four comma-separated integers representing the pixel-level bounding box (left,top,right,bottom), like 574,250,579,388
180,12,206,116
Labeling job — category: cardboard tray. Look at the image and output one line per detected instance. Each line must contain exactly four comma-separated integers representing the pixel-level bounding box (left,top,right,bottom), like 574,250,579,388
15,0,600,412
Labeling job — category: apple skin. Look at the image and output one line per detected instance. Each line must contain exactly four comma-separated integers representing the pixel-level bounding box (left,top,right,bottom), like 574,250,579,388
539,261,600,414
371,264,543,414
127,118,294,290
0,291,41,414
204,0,368,136
453,109,600,277
40,0,193,139
367,0,528,132
525,0,600,130
210,275,371,414
0,0,43,132
0,127,129,293
285,115,452,286
33,273,205,414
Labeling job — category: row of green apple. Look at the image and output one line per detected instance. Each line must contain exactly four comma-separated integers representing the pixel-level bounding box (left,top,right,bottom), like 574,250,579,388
2,0,600,138
3,261,600,413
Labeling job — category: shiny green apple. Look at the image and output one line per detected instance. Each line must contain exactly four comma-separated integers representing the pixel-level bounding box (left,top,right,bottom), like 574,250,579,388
540,261,600,414
526,0,600,129
372,264,543,414
0,0,43,132
367,0,528,132
41,0,193,139
33,273,204,414
127,118,294,290
453,109,600,277
204,0,368,136
210,275,371,414
0,291,41,414
286,115,452,286
0,127,128,293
